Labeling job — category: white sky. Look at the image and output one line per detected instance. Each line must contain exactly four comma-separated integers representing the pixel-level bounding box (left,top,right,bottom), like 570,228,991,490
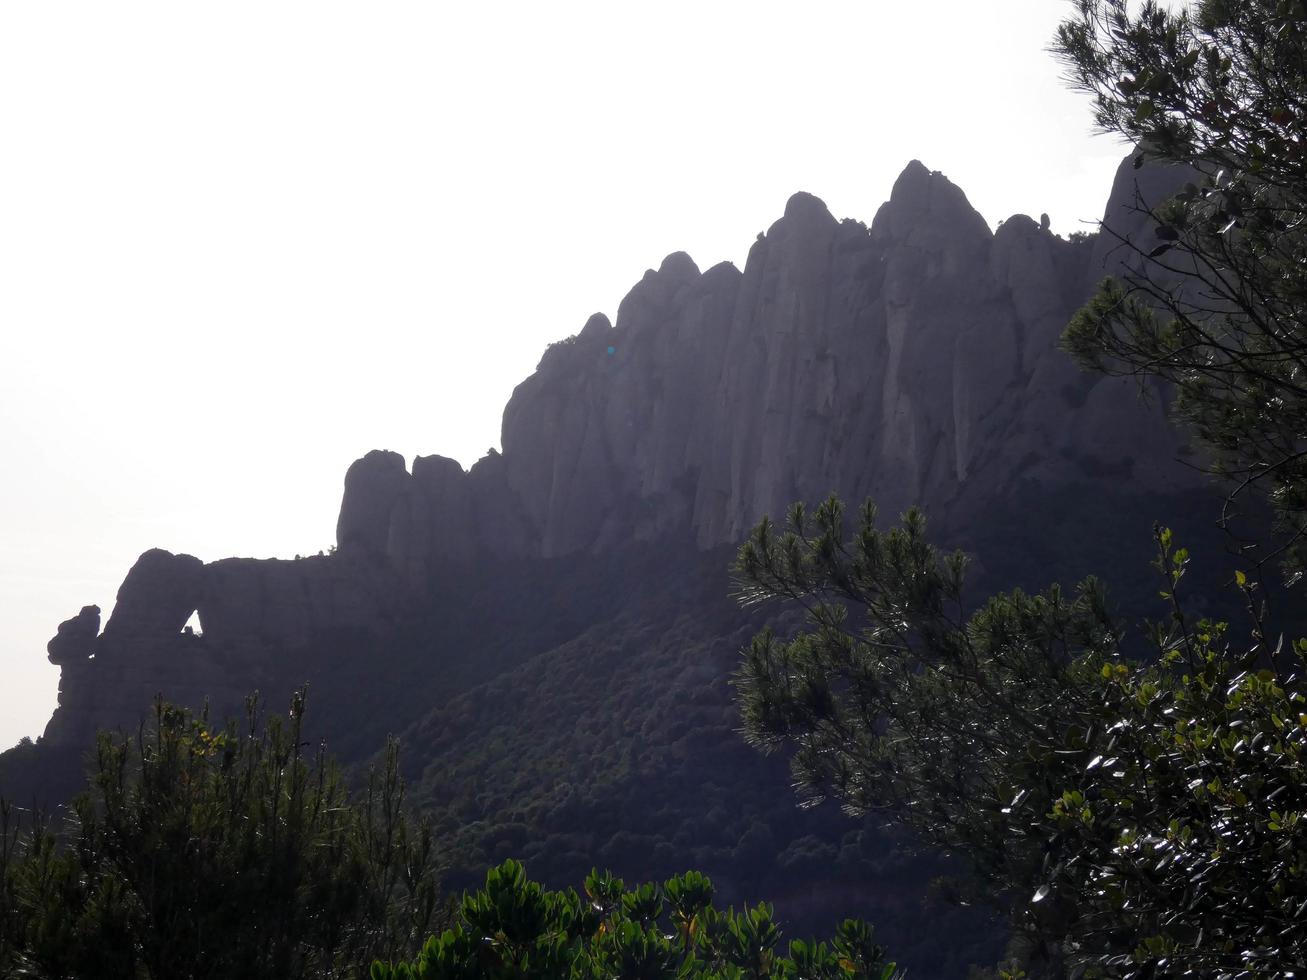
0,1,1130,750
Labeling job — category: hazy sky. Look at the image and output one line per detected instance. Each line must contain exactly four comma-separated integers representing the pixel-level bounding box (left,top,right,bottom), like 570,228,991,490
0,1,1130,750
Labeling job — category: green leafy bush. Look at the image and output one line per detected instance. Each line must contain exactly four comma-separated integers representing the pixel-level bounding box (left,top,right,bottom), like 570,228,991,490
373,859,900,980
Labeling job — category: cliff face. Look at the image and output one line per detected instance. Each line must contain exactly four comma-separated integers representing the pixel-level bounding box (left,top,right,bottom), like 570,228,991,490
35,155,1192,751
333,159,1189,570
41,547,409,749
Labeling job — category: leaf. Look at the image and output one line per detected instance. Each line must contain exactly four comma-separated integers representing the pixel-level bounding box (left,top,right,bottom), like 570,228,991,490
1032,885,1051,904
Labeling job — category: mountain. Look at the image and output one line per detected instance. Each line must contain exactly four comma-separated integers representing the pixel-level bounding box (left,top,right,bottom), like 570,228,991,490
2,155,1223,975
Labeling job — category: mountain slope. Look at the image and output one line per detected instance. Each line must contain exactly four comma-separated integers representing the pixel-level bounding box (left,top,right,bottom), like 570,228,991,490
3,156,1224,976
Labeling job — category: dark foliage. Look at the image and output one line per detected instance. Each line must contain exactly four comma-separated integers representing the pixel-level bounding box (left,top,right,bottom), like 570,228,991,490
735,496,1307,976
373,859,900,980
0,694,438,979
398,547,1007,978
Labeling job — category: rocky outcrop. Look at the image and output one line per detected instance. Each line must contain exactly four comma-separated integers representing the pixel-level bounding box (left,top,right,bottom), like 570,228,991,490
361,157,1192,562
41,544,408,748
46,606,99,665
34,154,1198,751
101,549,206,640
336,450,411,558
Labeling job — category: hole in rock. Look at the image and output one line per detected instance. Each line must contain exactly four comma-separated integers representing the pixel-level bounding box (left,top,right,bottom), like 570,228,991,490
182,609,203,637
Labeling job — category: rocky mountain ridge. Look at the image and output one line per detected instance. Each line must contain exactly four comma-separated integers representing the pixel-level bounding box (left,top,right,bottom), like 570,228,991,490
31,154,1195,753
337,157,1187,568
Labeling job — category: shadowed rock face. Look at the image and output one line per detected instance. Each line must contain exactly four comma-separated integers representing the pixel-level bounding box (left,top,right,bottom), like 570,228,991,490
41,546,408,749
332,159,1192,567
34,155,1194,751
47,606,99,666
337,450,410,557
103,549,206,638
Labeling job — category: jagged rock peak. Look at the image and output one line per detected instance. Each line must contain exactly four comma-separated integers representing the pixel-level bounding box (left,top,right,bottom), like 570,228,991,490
782,190,835,225
658,251,699,281
616,253,702,332
578,312,612,339
754,193,837,252
872,159,992,246
344,153,1190,569
889,159,951,203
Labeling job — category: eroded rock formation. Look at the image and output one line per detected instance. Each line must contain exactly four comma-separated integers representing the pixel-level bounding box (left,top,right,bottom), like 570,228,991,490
34,155,1195,751
330,158,1192,571
42,545,408,749
46,606,99,666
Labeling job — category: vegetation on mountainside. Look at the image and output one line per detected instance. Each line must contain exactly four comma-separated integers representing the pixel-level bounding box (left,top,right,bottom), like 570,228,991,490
2,682,916,979
372,859,899,980
737,501,1307,975
391,489,1233,977
736,1,1307,976
0,695,438,979
400,557,1006,977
